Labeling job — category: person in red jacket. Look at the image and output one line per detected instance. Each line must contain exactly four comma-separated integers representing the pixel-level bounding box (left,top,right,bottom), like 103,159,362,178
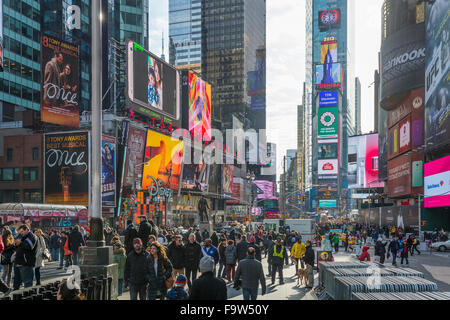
358,246,371,262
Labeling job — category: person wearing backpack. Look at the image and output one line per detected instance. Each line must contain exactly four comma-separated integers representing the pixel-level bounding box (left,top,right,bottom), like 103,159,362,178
225,240,237,283
411,235,421,255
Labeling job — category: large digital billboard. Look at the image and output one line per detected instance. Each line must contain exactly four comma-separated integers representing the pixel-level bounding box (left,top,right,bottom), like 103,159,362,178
318,159,338,176
188,72,212,141
181,148,210,192
41,34,80,127
102,135,116,207
222,164,234,195
348,134,384,189
318,107,338,138
253,180,276,200
321,40,338,64
123,126,147,188
127,41,180,121
315,63,342,89
44,131,89,205
425,0,450,149
319,199,337,209
388,153,411,198
318,9,341,32
318,143,338,159
424,155,450,208
399,116,411,154
141,129,184,191
319,91,338,108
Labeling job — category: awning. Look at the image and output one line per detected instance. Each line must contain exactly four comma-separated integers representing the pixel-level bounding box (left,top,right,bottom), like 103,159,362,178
0,203,88,217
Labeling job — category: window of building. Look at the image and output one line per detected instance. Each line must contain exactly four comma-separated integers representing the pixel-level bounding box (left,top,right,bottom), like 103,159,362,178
23,167,38,181
0,168,20,181
6,148,13,162
32,147,39,161
23,189,43,204
0,190,21,203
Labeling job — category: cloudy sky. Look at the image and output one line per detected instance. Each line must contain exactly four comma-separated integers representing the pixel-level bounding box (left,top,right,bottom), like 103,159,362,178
149,0,385,179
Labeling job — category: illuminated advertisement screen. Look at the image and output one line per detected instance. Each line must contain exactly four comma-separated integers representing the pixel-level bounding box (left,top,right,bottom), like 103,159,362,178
41,34,80,127
102,135,116,207
318,9,341,31
319,200,337,209
424,155,450,208
188,72,212,141
222,164,234,195
127,41,180,121
348,134,384,189
318,159,338,176
321,40,338,64
141,129,184,191
399,116,411,154
181,148,210,192
44,131,89,205
318,107,338,138
319,91,338,107
318,143,338,159
123,126,147,188
253,180,276,199
315,63,342,89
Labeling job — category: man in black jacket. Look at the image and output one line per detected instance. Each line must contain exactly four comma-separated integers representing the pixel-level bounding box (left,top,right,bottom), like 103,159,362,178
124,238,150,300
190,256,227,300
248,236,262,262
49,230,60,262
184,234,202,288
14,225,37,289
302,241,315,289
124,220,138,255
236,235,249,262
68,225,85,265
137,216,152,245
234,248,266,300
167,235,186,278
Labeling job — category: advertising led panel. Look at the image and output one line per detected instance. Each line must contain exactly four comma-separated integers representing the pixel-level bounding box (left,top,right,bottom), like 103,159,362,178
321,40,338,64
319,199,337,209
319,91,338,108
141,129,184,191
318,107,338,138
188,72,212,141
318,159,338,176
318,9,341,32
41,34,80,127
315,63,342,89
399,116,411,154
424,155,450,208
127,41,180,121
388,153,411,198
102,135,116,207
318,143,338,160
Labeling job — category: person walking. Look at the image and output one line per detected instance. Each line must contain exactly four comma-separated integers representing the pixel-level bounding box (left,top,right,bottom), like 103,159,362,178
343,233,349,252
57,232,67,269
211,231,219,248
124,238,150,300
375,237,387,264
68,226,85,266
411,235,421,256
388,236,401,266
225,240,237,283
166,275,189,300
124,220,138,255
189,256,227,300
248,236,262,262
400,239,409,266
113,242,127,296
302,241,315,289
137,216,153,246
265,235,275,276
217,238,227,279
49,231,60,262
147,242,173,300
184,233,202,289
0,235,11,297
201,239,219,275
13,225,37,290
1,229,15,288
167,235,186,278
34,229,47,286
234,247,266,300
291,237,306,274
269,238,288,285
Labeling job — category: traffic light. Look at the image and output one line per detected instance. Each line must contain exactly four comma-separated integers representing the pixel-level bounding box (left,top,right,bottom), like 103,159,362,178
302,194,306,202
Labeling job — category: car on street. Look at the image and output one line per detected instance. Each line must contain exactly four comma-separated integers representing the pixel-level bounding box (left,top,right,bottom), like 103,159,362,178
431,240,450,252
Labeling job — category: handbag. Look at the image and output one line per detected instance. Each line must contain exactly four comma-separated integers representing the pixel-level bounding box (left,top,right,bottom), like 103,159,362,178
43,248,51,260
162,262,175,290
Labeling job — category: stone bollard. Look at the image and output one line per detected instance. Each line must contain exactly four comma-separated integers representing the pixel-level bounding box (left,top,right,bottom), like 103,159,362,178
107,276,113,300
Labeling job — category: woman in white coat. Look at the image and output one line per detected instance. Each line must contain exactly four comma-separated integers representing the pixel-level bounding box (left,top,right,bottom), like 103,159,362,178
34,229,47,286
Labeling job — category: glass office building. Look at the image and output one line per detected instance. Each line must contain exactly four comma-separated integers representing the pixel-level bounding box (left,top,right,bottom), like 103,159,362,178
201,0,266,131
0,0,41,120
169,0,202,70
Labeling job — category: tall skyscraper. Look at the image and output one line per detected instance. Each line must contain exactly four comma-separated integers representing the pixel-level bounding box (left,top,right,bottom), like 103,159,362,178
201,0,266,131
355,77,361,135
0,0,42,122
297,104,305,194
304,0,356,214
169,0,202,73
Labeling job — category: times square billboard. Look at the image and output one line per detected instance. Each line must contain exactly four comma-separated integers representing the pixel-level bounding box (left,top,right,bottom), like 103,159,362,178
425,0,450,149
348,134,384,189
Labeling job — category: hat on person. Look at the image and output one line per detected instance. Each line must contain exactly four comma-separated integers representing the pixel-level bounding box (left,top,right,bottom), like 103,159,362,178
176,274,188,287
250,236,256,243
199,256,215,273
133,238,143,246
